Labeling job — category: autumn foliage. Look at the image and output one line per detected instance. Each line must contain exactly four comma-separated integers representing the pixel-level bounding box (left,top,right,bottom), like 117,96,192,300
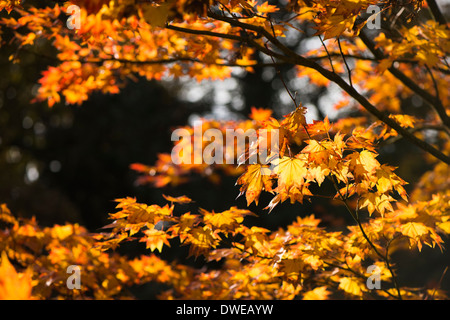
0,0,449,300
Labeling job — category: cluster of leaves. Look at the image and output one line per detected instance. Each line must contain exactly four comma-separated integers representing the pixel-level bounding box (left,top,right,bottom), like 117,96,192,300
95,195,449,300
0,203,185,299
133,105,410,212
2,109,450,299
103,111,450,299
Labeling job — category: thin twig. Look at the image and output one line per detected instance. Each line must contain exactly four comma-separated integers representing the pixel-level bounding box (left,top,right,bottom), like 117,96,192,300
330,175,403,300
430,266,448,300
337,38,352,87
385,236,403,300
425,64,441,106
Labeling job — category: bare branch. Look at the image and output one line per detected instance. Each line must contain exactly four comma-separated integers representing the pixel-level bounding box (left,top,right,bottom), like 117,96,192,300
318,35,335,73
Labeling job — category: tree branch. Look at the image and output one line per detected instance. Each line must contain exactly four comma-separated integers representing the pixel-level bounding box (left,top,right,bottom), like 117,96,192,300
165,24,244,42
317,35,335,73
330,176,403,300
337,37,353,87
203,12,450,164
426,0,448,26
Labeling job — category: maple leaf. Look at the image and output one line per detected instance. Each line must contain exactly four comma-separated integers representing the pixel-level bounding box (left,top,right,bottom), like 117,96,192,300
303,286,331,300
321,15,356,40
170,212,200,239
359,192,395,216
140,229,172,252
0,0,22,13
50,224,76,240
256,1,279,14
375,165,408,200
185,226,220,257
280,105,307,137
302,139,331,165
269,155,309,208
249,107,272,122
239,226,270,255
163,194,193,204
201,207,256,233
0,203,17,226
338,277,364,297
400,222,434,251
305,163,330,186
278,258,303,284
348,150,380,181
389,114,416,129
236,164,273,206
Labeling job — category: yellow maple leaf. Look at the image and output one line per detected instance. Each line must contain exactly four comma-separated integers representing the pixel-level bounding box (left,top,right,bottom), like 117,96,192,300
321,15,357,40
389,114,416,129
437,221,450,234
236,164,273,206
348,150,380,180
280,258,303,283
281,105,307,134
186,226,219,257
50,224,75,240
400,222,429,238
140,229,171,253
201,207,255,232
306,164,330,186
273,156,307,194
338,277,364,297
359,192,394,216
256,1,279,14
399,222,436,251
0,203,17,226
302,140,331,165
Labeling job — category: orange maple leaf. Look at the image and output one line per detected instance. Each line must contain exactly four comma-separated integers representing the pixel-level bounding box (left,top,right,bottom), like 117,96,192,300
249,107,273,122
236,164,273,206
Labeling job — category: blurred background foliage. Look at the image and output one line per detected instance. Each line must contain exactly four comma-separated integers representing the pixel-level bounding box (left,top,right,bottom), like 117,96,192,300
1,0,450,298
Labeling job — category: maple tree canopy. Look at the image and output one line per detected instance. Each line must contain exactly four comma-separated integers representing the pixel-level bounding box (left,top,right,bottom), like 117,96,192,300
0,0,449,300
